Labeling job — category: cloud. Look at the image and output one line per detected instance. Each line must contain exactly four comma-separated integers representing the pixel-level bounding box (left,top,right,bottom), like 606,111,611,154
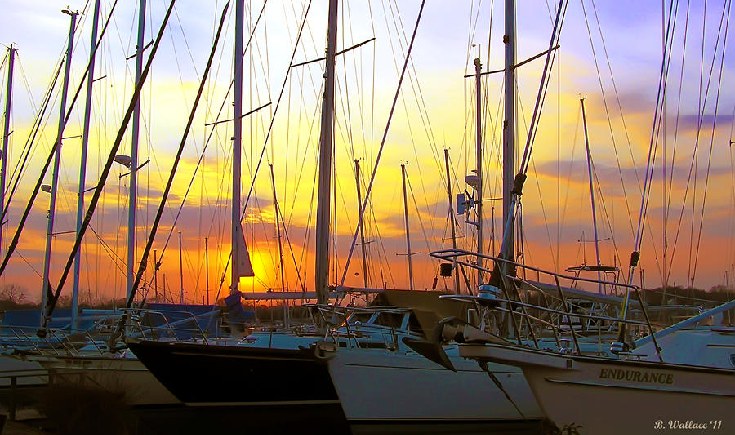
677,114,735,132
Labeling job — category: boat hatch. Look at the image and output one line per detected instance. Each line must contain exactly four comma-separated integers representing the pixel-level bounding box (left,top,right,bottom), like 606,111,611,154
371,312,406,329
338,341,388,349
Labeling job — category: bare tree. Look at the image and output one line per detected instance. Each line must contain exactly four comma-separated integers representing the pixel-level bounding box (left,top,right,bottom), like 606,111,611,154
0,283,27,304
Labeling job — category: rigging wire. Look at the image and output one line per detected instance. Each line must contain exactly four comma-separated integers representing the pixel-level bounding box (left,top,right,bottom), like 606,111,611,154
689,0,732,285
339,0,427,288
493,0,569,278
728,104,735,287
367,200,397,287
149,1,270,294
157,4,206,277
406,166,435,261
240,1,312,219
1,56,61,223
13,251,42,279
687,0,709,285
492,0,569,276
465,0,485,73
384,0,444,186
88,224,126,277
347,2,372,176
518,0,569,176
634,0,675,290
118,1,230,318
658,0,730,287
0,0,122,277
38,0,179,332
581,0,640,238
211,0,313,300
663,0,692,284
627,0,679,286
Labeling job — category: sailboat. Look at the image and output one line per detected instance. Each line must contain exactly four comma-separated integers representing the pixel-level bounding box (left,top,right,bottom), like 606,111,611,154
127,0,545,430
413,1,735,433
456,265,735,435
0,0,230,408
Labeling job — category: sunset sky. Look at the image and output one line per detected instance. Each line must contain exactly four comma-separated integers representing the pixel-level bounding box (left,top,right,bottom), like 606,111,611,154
1,0,734,305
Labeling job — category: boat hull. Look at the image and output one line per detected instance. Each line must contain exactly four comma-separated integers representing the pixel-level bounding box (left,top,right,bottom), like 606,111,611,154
126,339,339,406
328,346,542,423
128,338,544,427
461,343,735,435
31,354,179,406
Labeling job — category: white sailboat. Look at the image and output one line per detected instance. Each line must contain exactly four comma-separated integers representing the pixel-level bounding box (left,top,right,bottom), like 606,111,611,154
419,1,735,433
0,0,225,408
462,334,734,435
458,280,735,435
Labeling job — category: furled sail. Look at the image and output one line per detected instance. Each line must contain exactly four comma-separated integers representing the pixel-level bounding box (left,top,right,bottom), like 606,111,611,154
235,221,255,277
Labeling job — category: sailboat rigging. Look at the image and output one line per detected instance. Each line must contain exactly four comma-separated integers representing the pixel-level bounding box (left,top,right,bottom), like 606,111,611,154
314,0,338,306
230,0,251,300
39,0,180,333
0,2,732,432
128,2,545,430
415,2,735,434
0,0,124,312
124,0,146,305
115,0,231,323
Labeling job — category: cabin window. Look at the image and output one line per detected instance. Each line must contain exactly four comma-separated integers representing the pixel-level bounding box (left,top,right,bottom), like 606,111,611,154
373,312,404,329
407,312,424,336
348,312,373,325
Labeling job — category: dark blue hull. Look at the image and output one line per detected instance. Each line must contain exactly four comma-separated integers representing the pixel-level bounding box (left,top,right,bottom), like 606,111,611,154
126,340,339,405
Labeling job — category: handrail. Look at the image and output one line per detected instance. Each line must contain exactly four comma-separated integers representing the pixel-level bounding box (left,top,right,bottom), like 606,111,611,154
0,306,221,354
430,248,638,291
635,299,735,346
120,307,217,342
430,248,664,356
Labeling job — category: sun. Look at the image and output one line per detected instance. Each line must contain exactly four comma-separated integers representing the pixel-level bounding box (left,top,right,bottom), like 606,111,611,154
237,249,270,291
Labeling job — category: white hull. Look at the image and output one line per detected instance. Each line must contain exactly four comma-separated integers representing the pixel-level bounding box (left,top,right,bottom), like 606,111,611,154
28,354,179,406
461,343,735,435
328,345,542,423
0,356,47,387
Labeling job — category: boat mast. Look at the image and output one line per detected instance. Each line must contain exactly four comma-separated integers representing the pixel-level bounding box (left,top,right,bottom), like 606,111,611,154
473,57,484,285
502,0,517,274
72,0,101,330
580,98,603,293
204,239,208,305
0,46,15,257
444,149,460,293
354,159,368,288
231,0,244,296
315,0,338,305
153,249,159,301
127,0,146,302
269,163,289,327
40,9,77,318
178,231,184,304
401,164,414,290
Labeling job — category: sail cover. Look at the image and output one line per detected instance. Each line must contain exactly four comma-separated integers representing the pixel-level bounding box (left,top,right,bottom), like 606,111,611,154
235,221,255,277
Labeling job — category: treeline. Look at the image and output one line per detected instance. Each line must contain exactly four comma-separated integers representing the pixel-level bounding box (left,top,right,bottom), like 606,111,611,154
641,285,734,306
2,282,733,314
0,283,315,324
